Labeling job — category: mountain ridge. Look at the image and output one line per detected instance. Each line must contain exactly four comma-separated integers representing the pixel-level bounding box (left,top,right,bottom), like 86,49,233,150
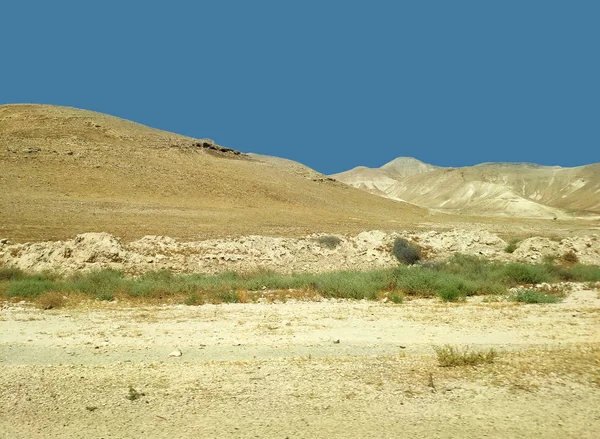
330,157,600,218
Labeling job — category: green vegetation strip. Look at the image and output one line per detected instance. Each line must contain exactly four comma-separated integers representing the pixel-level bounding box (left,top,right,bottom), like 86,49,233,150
1,254,599,305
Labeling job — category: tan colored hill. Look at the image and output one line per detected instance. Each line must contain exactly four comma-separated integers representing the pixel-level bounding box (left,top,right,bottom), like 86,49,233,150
0,104,432,242
331,157,600,219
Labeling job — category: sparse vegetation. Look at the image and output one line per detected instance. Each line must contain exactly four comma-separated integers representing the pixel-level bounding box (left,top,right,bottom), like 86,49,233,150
0,267,25,281
126,387,145,401
392,238,421,265
560,250,579,265
510,288,563,304
2,256,599,305
504,238,520,253
316,235,342,249
37,292,66,310
433,344,497,367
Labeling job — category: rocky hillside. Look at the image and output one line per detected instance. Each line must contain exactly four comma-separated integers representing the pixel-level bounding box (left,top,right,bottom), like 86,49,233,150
331,158,600,218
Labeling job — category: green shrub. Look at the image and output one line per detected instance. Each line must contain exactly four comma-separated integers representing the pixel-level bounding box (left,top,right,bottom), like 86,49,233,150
392,238,421,265
502,263,554,284
510,288,562,304
388,292,404,304
7,278,56,298
504,239,520,254
436,279,476,302
216,290,239,303
567,264,600,282
66,269,124,296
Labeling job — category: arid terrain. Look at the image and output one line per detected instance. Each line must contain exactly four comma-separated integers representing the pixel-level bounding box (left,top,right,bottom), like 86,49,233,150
2,288,599,438
1,104,600,438
331,157,600,219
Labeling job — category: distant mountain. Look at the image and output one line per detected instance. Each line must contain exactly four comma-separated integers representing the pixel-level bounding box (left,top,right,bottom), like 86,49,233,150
330,158,600,218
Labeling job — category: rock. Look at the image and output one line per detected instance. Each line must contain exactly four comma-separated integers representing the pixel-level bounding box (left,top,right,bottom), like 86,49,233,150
168,349,182,357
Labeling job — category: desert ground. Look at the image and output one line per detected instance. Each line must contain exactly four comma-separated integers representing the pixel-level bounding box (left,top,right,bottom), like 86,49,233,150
2,286,600,439
1,104,600,438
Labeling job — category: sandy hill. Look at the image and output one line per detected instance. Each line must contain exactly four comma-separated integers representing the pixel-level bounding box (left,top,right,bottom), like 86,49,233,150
331,158,600,219
0,104,432,242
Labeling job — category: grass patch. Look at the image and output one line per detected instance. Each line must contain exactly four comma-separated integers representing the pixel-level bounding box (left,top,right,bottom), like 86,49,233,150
2,257,598,305
0,267,25,281
7,278,56,298
510,288,563,304
433,344,497,367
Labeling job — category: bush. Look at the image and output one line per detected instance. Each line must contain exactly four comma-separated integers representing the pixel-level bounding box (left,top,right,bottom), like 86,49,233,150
560,251,579,265
567,264,600,282
433,344,497,367
316,235,342,249
66,269,124,296
392,238,421,265
510,288,562,304
504,239,520,254
0,267,25,281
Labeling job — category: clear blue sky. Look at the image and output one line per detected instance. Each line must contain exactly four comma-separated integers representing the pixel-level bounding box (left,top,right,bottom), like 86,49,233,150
2,1,598,174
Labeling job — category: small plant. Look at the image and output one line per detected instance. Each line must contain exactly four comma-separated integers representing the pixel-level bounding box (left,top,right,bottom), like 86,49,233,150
392,238,421,265
504,239,520,254
126,387,145,401
37,292,66,310
510,288,562,304
388,292,404,304
433,344,497,367
316,235,342,249
95,291,115,301
184,292,204,306
560,251,579,265
0,267,25,281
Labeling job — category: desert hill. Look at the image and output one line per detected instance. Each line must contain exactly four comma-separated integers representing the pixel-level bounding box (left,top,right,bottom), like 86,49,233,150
331,157,600,219
0,104,430,242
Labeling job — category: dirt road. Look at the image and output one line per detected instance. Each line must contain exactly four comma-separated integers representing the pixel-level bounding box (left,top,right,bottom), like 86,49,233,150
2,287,599,438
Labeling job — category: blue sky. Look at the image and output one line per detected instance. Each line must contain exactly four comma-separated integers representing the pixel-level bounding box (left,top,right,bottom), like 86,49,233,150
1,1,598,174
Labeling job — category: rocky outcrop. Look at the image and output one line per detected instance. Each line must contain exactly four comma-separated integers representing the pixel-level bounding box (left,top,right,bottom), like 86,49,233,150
1,230,598,275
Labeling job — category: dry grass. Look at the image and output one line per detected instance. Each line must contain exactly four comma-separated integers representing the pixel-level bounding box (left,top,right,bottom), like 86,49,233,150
433,344,498,367
36,292,67,310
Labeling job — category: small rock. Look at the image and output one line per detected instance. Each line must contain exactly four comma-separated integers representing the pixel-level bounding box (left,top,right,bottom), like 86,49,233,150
168,349,182,357
333,339,340,344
